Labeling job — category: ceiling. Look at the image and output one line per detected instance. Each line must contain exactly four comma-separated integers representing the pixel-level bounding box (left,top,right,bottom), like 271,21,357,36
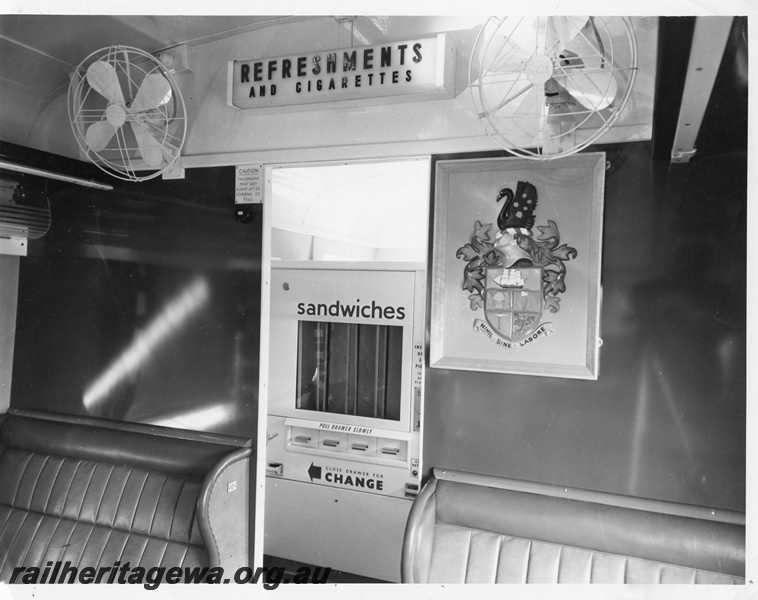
0,15,747,165
0,15,295,65
0,15,493,153
0,15,312,147
0,14,746,266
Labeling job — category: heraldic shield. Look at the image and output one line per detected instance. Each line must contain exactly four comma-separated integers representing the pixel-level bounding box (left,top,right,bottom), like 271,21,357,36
484,266,544,342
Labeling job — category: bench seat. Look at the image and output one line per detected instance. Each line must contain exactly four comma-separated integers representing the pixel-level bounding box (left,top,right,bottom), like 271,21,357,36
402,468,745,584
0,412,251,582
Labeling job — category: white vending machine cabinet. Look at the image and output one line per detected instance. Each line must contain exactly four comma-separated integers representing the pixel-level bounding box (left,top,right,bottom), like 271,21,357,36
265,265,424,582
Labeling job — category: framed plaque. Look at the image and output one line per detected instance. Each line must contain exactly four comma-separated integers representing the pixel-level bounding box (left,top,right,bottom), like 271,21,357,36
430,153,606,379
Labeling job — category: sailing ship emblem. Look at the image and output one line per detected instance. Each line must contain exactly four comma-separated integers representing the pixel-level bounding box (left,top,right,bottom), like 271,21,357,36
484,266,543,342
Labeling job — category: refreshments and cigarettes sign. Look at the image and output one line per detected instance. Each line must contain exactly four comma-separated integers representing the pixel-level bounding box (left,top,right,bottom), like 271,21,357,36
229,35,455,109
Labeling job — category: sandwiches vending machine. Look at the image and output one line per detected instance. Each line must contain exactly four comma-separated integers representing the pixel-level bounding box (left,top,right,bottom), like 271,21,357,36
264,263,425,581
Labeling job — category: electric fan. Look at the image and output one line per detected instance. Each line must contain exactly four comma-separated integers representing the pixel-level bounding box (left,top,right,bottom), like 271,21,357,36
470,16,637,159
68,45,187,181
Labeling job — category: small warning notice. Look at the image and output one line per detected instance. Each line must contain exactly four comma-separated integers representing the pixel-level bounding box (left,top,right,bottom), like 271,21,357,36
235,165,262,204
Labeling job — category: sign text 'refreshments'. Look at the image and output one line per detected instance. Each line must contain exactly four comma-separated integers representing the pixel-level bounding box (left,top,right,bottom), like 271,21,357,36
229,35,455,109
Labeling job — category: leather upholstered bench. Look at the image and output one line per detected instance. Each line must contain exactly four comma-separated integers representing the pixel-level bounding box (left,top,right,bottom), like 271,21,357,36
402,468,745,584
0,411,251,583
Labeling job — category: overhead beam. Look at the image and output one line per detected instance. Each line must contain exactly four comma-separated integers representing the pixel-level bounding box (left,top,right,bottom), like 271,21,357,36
651,17,696,160
670,17,735,163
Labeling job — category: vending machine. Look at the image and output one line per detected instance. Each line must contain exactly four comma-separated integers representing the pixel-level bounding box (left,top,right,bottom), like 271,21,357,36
264,263,425,582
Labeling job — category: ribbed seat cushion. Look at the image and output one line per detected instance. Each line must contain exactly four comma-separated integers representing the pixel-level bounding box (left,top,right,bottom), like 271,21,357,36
402,470,746,584
426,524,744,584
0,446,207,581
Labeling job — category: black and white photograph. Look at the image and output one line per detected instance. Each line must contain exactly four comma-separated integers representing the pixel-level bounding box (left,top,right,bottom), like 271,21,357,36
0,3,753,600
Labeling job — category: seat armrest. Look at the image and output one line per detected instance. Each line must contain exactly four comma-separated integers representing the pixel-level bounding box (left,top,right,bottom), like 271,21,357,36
401,476,438,583
198,447,253,571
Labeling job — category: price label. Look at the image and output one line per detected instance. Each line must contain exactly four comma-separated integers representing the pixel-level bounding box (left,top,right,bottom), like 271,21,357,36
413,343,424,387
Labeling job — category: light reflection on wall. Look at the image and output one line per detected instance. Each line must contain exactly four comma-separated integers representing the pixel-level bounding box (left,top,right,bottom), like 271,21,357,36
83,277,211,411
147,404,231,431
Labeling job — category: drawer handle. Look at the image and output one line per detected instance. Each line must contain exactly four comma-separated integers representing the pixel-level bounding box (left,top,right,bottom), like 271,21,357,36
381,447,400,456
294,435,312,443
323,439,340,447
351,443,369,451
266,462,283,476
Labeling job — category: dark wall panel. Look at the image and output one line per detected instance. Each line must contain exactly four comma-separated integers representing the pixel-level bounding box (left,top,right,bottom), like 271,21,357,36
423,144,746,512
11,166,261,440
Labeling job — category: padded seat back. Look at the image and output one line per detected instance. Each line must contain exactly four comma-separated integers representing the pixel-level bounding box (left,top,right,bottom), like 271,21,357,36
0,414,238,581
402,469,745,584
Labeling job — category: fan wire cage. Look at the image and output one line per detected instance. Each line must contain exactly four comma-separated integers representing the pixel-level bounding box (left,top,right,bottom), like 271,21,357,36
68,45,187,182
469,16,638,160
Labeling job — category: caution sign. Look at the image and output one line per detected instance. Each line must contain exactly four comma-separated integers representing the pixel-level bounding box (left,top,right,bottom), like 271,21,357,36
308,462,384,491
235,165,262,204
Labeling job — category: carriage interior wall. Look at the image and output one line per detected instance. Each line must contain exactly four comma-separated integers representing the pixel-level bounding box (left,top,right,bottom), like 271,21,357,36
0,12,750,590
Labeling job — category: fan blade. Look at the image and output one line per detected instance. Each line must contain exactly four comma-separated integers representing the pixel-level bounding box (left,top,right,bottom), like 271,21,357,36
131,74,172,111
477,69,534,117
505,82,544,145
556,20,618,110
85,121,117,151
86,61,125,106
506,16,585,57
130,121,163,167
555,24,618,110
563,18,606,68
546,17,588,56
557,70,617,110
503,16,547,57
475,23,534,115
474,20,533,87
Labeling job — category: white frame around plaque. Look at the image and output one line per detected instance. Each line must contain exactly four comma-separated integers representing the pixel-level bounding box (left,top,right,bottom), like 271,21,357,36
430,153,606,380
